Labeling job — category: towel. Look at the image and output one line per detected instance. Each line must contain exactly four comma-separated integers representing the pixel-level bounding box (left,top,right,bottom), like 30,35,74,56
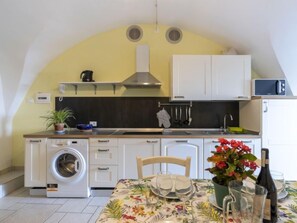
156,109,171,128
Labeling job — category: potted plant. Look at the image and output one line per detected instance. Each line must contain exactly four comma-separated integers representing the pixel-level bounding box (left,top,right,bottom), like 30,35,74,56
206,138,258,207
41,108,75,133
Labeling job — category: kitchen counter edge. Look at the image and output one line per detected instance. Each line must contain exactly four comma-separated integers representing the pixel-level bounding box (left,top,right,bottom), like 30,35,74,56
23,130,260,139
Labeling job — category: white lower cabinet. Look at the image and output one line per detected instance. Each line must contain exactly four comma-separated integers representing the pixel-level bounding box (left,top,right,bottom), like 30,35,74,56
89,138,118,187
89,165,118,187
161,138,203,179
118,138,160,179
25,138,47,187
24,135,261,188
203,138,261,179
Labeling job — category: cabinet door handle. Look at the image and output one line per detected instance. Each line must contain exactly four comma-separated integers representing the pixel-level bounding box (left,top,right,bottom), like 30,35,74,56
241,140,252,143
97,140,110,143
212,140,220,143
263,101,268,113
237,96,249,99
29,140,41,143
146,140,158,143
98,167,109,171
212,140,252,144
174,96,185,99
175,140,188,143
98,149,110,152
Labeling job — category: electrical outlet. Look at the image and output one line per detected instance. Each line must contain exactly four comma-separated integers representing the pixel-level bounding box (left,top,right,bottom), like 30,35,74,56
89,121,97,127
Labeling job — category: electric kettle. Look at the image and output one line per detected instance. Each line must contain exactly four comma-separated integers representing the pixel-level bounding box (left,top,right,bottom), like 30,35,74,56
80,70,94,82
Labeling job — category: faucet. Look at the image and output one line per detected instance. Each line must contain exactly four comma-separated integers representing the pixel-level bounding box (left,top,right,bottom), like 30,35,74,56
223,113,233,131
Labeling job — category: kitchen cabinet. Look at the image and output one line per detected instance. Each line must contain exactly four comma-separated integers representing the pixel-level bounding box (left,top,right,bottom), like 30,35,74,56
25,138,47,187
203,138,261,179
118,138,160,179
211,55,251,100
171,55,251,101
161,138,203,179
89,138,118,187
240,99,297,180
171,55,211,101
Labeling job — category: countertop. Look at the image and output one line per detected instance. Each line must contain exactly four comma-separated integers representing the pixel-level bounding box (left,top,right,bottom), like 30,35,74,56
23,128,260,139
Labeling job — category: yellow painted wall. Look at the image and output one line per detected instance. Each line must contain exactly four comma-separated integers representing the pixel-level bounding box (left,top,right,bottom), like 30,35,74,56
13,24,227,166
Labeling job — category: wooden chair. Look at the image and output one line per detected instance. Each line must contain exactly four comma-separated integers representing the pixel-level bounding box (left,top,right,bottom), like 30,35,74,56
136,156,191,179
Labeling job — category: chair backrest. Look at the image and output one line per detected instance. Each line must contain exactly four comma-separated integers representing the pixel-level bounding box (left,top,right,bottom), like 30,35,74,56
136,156,191,179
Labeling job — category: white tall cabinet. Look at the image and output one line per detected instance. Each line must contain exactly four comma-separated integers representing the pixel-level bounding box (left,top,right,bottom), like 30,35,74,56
171,55,251,101
203,138,261,179
118,138,160,179
25,138,47,187
240,99,297,180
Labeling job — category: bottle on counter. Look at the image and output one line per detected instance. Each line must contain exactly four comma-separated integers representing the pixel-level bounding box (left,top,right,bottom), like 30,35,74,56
256,148,278,223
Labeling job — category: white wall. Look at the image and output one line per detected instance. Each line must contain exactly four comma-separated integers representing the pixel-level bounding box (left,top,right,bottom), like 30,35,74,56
0,75,12,170
270,1,297,95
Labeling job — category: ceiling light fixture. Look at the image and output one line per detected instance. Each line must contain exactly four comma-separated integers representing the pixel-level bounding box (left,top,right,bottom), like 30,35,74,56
155,0,159,33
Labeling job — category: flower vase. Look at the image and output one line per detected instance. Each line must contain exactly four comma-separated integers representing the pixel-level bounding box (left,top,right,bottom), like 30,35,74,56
212,177,229,208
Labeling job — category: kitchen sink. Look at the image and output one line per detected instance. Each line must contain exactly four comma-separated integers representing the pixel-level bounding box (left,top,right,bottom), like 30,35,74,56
185,129,236,135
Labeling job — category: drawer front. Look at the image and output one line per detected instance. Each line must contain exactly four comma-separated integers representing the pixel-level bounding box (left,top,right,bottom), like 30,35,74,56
89,138,118,147
90,165,118,187
90,146,118,165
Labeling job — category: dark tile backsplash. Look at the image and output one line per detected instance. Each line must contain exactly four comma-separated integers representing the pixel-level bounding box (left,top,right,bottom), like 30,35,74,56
55,97,239,128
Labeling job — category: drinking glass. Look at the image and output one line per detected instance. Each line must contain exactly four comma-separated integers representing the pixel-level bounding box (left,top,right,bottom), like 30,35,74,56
156,171,173,203
271,170,285,194
144,183,158,206
175,175,194,216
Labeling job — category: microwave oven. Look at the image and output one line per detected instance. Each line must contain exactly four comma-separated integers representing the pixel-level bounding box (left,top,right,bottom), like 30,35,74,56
252,79,286,96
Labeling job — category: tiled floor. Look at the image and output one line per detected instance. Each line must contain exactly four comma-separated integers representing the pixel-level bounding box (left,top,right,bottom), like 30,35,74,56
0,188,109,223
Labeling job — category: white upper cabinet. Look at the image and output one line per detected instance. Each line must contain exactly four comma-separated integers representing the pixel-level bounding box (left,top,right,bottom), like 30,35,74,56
171,55,251,101
171,55,211,101
212,55,251,100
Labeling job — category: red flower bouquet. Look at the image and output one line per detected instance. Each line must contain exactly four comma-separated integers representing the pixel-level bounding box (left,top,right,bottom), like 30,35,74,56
206,138,258,186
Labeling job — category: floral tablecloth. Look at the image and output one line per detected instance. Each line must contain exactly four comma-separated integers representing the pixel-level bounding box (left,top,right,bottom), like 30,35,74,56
96,179,297,223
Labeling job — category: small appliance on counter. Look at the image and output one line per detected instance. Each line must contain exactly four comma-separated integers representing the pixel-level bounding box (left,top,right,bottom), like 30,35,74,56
80,70,94,82
76,124,93,132
252,78,286,96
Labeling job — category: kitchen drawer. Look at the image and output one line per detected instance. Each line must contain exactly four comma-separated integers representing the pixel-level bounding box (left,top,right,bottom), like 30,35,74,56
89,138,118,147
90,165,118,187
90,146,118,165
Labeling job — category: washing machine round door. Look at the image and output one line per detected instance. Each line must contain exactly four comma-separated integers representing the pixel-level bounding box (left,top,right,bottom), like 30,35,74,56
50,148,86,184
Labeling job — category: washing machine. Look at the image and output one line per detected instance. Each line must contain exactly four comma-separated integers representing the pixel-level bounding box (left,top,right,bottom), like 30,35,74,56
46,139,90,197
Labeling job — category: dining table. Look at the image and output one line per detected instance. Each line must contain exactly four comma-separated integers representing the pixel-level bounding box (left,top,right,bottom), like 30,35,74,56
96,178,297,223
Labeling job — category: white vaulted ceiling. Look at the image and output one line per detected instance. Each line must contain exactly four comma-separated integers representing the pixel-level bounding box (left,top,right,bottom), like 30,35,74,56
1,0,297,116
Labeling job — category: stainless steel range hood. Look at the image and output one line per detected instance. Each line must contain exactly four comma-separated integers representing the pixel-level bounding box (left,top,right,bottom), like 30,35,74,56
122,45,161,88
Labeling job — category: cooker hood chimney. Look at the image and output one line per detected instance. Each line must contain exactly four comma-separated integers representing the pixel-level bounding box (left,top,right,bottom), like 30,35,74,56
122,45,161,88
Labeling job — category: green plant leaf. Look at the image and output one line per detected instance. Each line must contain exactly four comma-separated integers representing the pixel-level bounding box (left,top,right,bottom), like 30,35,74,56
240,153,257,161
40,107,75,129
104,199,123,219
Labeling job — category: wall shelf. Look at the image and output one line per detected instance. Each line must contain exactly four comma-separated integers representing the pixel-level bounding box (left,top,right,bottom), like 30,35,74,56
59,82,122,95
